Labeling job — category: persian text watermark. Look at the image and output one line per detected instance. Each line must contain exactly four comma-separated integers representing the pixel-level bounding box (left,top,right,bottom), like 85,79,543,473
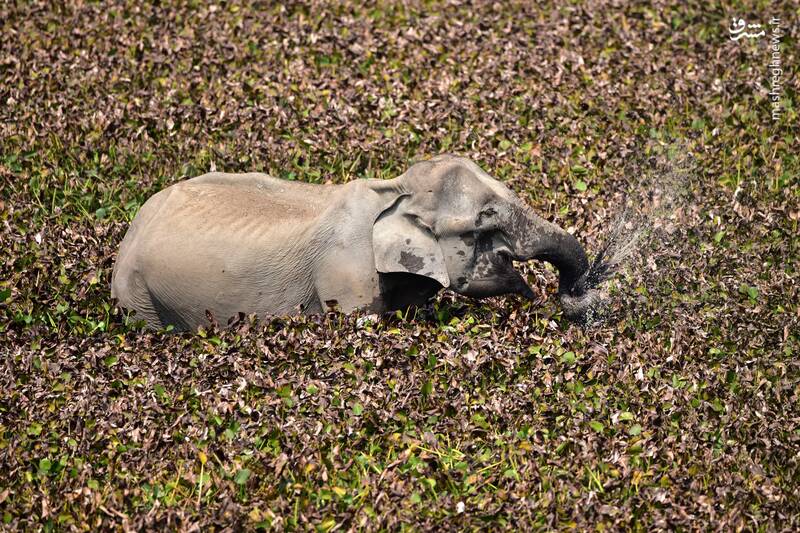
728,18,764,40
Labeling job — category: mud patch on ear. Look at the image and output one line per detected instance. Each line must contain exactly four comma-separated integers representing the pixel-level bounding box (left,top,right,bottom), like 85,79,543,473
373,201,450,287
398,251,424,273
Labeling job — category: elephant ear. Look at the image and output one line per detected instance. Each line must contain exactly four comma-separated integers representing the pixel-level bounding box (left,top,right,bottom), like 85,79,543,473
372,202,450,288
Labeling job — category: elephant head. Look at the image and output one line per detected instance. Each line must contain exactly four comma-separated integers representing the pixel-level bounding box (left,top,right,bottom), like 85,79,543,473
371,154,603,322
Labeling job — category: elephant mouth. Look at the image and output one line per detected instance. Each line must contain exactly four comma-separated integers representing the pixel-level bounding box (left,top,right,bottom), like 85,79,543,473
460,252,536,300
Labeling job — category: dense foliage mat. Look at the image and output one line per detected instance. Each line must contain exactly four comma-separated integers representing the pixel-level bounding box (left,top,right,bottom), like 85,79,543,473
1,0,798,530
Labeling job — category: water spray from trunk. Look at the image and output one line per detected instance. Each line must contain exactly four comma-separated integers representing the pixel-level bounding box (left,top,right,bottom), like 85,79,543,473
567,141,694,326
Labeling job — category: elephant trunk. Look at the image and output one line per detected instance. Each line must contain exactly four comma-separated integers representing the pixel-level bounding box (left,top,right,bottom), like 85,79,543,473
506,204,601,322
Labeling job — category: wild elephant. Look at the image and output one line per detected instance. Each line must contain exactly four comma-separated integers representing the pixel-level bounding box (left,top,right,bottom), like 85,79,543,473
111,154,605,330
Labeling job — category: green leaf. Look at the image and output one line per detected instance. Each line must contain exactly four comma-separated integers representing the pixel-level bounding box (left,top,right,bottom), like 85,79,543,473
39,458,52,473
574,180,587,192
426,353,437,369
317,518,337,532
691,118,706,130
0,287,10,303
628,424,642,436
560,351,576,365
28,422,43,436
571,165,588,176
618,411,634,421
351,403,364,416
471,412,489,429
153,383,166,400
498,139,512,150
589,421,604,432
711,398,725,413
234,468,251,485
421,380,433,397
738,283,758,300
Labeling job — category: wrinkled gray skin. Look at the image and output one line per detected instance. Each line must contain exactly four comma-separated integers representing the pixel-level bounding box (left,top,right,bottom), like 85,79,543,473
112,154,602,331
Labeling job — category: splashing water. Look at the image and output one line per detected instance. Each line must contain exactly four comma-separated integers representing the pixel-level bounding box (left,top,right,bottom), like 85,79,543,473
583,207,646,289
579,142,695,325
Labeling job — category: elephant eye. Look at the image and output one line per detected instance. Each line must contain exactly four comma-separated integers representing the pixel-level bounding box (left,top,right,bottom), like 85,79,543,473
476,207,498,227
